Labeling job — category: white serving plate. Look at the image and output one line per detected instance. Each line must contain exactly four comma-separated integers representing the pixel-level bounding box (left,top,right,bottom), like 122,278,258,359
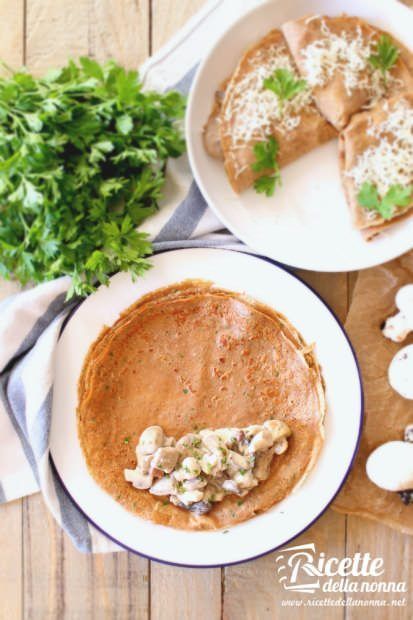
50,249,362,567
186,0,413,272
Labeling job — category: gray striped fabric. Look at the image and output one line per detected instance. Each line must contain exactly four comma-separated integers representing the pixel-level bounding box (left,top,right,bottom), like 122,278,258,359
0,0,263,552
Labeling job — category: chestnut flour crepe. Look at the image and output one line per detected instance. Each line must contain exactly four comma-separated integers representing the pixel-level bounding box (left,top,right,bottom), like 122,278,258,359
339,93,413,240
218,29,336,193
78,282,325,530
334,252,413,535
282,15,413,131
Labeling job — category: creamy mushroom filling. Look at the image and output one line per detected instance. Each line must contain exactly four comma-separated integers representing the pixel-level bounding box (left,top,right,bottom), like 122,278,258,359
124,420,291,515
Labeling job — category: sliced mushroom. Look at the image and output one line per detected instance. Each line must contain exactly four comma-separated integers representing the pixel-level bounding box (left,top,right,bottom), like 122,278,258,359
137,453,153,474
221,479,240,495
254,449,275,480
200,430,221,452
151,447,180,473
264,419,291,441
226,450,250,476
176,433,198,454
274,437,289,455
182,477,207,492
124,468,153,490
149,476,175,496
200,452,222,476
177,490,204,506
249,429,274,453
173,457,201,481
203,484,225,502
138,426,164,455
234,470,257,490
189,500,212,515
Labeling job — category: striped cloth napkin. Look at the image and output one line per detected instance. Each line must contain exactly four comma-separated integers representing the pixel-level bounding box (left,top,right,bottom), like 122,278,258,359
0,0,263,552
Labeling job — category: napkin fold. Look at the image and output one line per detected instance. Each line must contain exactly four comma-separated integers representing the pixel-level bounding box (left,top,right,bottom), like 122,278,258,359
0,0,262,552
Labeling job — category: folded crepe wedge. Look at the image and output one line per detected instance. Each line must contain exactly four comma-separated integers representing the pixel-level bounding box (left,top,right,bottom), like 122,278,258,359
78,282,325,531
339,93,413,240
216,29,336,193
282,15,413,131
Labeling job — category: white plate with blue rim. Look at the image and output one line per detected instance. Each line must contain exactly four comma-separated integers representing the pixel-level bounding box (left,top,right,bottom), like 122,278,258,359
186,0,413,272
50,248,363,567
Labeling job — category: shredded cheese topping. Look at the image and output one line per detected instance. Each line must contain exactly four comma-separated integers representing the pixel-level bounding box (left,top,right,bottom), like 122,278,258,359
300,19,397,102
347,99,413,198
223,43,312,147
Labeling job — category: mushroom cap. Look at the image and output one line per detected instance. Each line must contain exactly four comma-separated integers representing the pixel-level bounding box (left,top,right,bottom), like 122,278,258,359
366,441,413,491
388,344,413,400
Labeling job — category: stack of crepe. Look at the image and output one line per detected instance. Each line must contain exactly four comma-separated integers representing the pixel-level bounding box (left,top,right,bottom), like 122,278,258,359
204,15,413,239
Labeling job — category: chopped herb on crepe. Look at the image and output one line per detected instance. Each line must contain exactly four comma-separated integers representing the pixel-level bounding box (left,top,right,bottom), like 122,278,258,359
368,35,400,83
357,182,412,220
263,68,307,109
0,58,186,299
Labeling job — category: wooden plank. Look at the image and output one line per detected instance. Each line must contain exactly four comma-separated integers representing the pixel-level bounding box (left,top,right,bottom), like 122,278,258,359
0,0,24,69
0,3,24,619
22,2,151,619
26,0,149,75
150,565,221,620
0,499,23,619
23,493,149,619
88,0,150,68
345,517,413,620
151,0,207,52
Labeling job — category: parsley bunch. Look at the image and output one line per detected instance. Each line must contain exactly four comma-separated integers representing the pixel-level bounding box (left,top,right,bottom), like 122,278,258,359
0,58,186,298
357,182,412,219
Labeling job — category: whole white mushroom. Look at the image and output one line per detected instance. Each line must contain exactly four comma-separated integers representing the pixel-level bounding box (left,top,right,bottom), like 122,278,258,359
383,284,413,343
366,441,413,492
388,344,413,400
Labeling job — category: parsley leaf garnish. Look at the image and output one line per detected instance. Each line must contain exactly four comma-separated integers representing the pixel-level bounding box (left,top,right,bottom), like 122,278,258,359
251,136,282,197
0,58,186,298
251,136,279,172
368,35,400,84
263,68,307,110
357,182,412,220
254,172,281,197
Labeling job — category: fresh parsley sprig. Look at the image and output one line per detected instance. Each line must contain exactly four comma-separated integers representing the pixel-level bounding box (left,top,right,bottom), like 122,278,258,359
368,35,400,84
263,68,307,112
251,136,281,197
0,58,186,298
357,182,412,220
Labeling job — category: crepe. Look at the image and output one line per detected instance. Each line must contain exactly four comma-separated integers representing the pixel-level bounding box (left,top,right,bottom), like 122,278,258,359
77,281,325,531
202,80,227,160
339,93,413,240
218,29,336,193
282,15,413,131
333,251,413,535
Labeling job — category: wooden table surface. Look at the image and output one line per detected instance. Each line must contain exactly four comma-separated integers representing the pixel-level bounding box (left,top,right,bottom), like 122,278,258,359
0,1,412,619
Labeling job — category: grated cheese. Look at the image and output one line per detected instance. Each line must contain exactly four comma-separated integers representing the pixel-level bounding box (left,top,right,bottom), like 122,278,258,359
347,99,413,198
300,19,396,101
222,43,312,149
